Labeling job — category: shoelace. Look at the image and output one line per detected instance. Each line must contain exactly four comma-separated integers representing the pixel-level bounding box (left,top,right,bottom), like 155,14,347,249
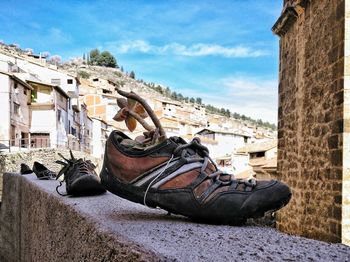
143,154,174,207
55,150,95,196
143,138,256,207
175,137,256,187
37,169,56,180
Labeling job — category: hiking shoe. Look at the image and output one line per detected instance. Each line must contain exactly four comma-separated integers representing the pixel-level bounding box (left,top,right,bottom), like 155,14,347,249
20,163,33,175
56,151,106,196
101,131,292,224
33,161,56,179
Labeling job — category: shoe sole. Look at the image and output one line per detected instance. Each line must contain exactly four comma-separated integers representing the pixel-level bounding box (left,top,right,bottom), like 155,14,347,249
101,167,292,224
69,174,106,196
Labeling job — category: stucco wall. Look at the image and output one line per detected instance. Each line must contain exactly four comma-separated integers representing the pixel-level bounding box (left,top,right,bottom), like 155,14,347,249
0,74,10,142
276,0,347,243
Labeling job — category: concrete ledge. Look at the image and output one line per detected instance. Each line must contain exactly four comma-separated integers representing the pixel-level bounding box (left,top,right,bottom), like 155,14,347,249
1,173,350,261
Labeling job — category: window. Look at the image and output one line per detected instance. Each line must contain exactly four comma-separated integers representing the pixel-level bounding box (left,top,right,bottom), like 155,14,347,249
14,102,20,114
250,152,265,159
14,83,18,89
67,79,73,84
31,89,37,102
57,109,61,121
23,89,27,95
102,89,112,94
51,78,61,86
71,127,76,136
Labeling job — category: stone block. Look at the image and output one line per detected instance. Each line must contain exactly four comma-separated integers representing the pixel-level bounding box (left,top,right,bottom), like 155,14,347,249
331,149,343,166
328,135,339,149
1,173,350,261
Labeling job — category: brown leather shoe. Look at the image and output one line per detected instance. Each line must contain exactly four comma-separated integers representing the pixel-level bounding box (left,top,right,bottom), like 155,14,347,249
101,130,291,224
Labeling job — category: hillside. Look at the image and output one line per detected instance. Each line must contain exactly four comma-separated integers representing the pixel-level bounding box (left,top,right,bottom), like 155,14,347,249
60,58,276,132
0,42,276,131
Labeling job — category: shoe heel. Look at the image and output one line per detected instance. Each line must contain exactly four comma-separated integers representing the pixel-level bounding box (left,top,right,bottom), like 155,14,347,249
100,166,110,190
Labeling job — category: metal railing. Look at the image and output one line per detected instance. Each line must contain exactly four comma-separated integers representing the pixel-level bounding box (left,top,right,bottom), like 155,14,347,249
0,137,94,153
0,137,51,152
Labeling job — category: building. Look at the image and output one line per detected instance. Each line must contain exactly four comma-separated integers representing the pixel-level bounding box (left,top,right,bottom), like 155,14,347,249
0,49,94,153
195,128,251,159
272,0,349,244
91,117,108,158
0,71,33,149
27,79,69,148
154,98,206,126
236,139,277,180
79,103,93,153
0,51,81,146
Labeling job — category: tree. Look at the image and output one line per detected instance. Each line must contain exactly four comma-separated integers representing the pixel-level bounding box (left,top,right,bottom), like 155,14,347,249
121,66,124,72
97,51,117,68
78,70,90,79
190,97,195,103
83,53,86,61
129,71,135,79
171,92,178,100
41,51,50,59
165,87,171,97
50,55,62,65
233,112,240,119
89,49,100,65
155,85,163,94
196,97,202,104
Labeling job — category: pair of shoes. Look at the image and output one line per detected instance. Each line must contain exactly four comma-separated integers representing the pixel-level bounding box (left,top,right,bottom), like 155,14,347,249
20,162,56,179
100,131,292,224
33,162,56,179
56,150,106,196
20,163,33,175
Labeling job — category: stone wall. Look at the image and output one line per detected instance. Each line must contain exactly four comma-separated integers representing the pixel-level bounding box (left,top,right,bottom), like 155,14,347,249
343,0,350,246
274,0,347,243
0,148,102,202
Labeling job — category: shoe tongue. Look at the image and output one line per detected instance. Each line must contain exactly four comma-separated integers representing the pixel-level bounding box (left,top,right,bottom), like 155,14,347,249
169,136,200,157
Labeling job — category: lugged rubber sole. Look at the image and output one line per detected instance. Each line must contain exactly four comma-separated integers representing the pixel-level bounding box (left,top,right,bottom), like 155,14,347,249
69,174,106,196
100,166,292,224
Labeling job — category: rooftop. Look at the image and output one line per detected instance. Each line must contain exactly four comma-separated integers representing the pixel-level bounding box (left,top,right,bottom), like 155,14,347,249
237,139,277,154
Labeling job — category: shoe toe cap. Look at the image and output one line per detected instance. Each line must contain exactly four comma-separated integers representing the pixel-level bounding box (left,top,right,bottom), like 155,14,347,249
241,180,292,217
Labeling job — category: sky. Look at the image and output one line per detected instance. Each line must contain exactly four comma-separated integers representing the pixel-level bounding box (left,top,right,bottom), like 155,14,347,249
0,0,283,123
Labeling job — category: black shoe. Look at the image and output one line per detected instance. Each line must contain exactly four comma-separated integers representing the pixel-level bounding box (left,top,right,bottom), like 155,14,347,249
20,163,33,175
56,150,106,196
101,131,292,224
33,162,56,180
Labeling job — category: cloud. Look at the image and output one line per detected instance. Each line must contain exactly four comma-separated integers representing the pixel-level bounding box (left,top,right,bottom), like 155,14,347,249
221,77,277,97
176,76,278,123
48,27,71,44
114,40,268,58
